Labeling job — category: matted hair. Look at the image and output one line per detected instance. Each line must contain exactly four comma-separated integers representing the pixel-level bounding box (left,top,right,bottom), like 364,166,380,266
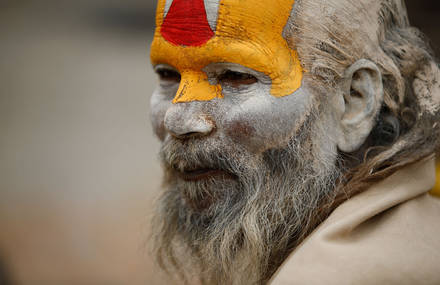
285,0,440,213
151,1,440,283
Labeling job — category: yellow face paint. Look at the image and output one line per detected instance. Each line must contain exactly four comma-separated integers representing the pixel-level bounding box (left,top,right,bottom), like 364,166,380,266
173,70,223,103
150,0,303,103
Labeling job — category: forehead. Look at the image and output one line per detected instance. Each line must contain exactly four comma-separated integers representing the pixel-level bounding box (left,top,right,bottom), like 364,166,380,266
151,0,303,98
158,0,295,45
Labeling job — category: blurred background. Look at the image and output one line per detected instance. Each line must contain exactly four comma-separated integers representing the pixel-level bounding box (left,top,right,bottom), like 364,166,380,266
0,0,438,284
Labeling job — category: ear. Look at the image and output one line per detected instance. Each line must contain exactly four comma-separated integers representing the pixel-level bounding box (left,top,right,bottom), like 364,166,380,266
337,59,384,152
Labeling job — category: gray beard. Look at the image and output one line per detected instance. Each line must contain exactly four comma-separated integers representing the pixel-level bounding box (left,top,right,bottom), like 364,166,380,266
151,110,341,284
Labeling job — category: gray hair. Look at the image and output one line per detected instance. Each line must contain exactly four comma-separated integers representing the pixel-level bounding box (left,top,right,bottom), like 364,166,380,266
285,0,440,204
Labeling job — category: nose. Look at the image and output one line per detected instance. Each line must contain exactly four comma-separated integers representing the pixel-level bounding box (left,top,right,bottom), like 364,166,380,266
164,104,215,139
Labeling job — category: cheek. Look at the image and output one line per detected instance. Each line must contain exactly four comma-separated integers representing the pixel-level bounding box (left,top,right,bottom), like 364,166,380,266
223,90,312,153
225,120,256,144
150,90,171,141
224,111,292,153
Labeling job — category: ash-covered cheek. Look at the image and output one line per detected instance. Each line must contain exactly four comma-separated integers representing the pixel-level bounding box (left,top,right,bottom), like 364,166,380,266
224,120,256,144
223,110,293,153
222,88,313,153
226,116,298,153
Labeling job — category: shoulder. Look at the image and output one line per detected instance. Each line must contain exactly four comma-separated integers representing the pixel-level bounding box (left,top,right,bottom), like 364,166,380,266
270,194,440,285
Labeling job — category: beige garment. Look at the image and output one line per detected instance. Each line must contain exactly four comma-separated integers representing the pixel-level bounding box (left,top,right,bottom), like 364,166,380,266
270,157,440,285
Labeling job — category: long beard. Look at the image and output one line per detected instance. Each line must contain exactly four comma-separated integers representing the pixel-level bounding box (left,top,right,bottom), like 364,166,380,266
151,109,341,284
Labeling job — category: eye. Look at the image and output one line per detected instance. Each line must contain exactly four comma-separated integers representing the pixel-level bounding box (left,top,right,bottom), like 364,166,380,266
218,70,258,88
156,68,181,83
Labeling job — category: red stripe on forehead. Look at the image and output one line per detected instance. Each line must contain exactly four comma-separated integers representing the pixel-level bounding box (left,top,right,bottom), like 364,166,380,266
161,0,215,46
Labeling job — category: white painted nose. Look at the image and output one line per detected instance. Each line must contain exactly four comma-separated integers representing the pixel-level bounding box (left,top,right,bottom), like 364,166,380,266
164,106,215,139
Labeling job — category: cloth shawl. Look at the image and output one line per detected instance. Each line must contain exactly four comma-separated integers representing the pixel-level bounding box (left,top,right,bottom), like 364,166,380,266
270,157,440,285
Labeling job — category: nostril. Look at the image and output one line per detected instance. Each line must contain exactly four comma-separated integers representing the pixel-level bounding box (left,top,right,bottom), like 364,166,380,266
174,131,206,139
184,132,200,137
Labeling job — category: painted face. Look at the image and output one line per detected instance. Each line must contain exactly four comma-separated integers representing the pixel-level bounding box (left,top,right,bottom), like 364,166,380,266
150,3,341,279
150,0,318,158
150,0,303,103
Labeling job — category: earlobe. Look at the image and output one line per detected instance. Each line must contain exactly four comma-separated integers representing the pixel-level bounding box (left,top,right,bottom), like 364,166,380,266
337,59,384,153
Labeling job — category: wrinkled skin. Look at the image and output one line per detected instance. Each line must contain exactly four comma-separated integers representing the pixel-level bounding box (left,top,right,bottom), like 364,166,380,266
150,69,341,213
149,65,343,283
151,67,323,156
149,1,386,283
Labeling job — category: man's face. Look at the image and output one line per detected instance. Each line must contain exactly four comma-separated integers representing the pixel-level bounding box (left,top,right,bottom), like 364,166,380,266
149,0,341,283
150,0,312,162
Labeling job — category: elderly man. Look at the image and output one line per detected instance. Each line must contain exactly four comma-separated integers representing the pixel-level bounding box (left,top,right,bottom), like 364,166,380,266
148,0,440,284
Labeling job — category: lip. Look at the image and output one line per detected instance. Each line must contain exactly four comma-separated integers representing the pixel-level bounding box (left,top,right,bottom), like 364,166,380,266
177,168,237,182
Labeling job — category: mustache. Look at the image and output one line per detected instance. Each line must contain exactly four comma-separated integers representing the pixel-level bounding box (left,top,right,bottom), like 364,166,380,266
159,137,257,177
